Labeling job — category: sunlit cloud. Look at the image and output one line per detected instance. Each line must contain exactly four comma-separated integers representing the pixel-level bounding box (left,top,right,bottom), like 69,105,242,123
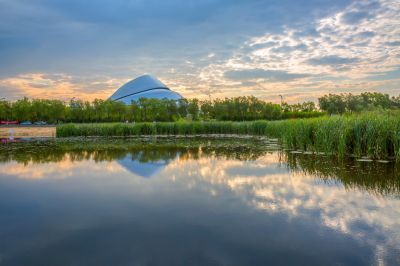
0,73,123,101
194,0,400,102
0,0,398,102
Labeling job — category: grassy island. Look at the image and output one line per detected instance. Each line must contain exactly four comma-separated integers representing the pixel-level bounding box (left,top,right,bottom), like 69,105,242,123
56,112,400,160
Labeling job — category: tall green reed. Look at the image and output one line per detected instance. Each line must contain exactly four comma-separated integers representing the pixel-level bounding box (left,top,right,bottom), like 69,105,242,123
56,113,400,160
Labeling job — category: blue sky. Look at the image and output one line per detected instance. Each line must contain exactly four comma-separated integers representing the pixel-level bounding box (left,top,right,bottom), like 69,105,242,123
0,0,399,102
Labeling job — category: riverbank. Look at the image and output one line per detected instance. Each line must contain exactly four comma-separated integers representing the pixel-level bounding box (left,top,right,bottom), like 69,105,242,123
56,113,400,160
0,126,56,138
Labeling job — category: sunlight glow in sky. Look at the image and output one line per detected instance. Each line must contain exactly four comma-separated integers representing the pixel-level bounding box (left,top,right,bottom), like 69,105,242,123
0,0,399,102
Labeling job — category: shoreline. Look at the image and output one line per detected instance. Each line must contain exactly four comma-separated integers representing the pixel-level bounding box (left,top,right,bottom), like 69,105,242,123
0,126,56,138
0,136,396,163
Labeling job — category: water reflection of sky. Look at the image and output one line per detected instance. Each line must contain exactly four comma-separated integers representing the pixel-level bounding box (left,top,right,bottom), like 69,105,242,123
0,152,399,265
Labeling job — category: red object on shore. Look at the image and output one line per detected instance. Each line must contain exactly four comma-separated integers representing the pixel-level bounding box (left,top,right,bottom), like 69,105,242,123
0,121,19,125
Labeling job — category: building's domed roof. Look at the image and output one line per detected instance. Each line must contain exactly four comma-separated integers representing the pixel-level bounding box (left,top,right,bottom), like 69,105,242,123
117,149,180,178
109,75,182,104
117,153,171,178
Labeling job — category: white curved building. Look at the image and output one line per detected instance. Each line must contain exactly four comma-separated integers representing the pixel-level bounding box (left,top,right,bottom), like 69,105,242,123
109,75,183,104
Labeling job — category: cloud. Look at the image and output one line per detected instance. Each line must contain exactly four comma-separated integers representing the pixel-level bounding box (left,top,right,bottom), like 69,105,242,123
194,0,400,102
357,31,375,38
292,28,320,38
0,73,120,100
271,44,308,54
385,41,400,47
0,0,352,77
340,11,370,24
0,0,399,102
224,69,309,82
307,55,360,66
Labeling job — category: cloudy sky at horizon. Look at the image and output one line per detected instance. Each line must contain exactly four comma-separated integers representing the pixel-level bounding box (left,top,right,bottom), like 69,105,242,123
0,0,399,103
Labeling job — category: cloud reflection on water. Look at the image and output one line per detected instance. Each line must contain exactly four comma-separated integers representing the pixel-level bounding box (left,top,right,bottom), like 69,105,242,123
0,148,399,265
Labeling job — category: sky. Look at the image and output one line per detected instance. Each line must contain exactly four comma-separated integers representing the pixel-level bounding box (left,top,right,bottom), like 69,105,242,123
0,0,399,103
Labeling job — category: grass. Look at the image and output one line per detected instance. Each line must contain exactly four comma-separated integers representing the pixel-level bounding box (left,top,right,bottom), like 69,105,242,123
56,112,400,160
56,121,280,137
285,152,400,196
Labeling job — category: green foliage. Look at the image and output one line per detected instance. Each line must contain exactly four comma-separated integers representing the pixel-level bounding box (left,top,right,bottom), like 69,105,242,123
57,112,400,160
319,92,400,114
2,91,399,123
285,153,400,195
0,98,67,123
0,96,326,123
278,112,400,160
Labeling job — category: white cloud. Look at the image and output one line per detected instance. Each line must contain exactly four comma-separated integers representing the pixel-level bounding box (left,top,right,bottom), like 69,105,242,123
195,0,400,102
0,0,398,102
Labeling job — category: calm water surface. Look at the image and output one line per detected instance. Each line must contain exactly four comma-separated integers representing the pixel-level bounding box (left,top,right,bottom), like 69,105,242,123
0,139,399,265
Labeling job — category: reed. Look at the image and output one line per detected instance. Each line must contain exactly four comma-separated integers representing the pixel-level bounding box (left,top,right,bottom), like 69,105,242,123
56,112,400,160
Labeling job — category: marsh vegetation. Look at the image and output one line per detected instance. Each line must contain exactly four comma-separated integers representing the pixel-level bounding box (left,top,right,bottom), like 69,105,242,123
56,112,400,160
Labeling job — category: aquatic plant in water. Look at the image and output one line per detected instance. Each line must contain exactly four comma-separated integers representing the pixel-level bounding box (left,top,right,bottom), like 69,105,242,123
55,112,400,160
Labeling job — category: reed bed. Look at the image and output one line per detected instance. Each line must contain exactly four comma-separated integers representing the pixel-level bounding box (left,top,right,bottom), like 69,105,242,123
56,121,279,138
56,113,400,160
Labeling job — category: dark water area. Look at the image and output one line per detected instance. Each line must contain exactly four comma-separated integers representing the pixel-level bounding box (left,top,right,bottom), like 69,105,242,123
0,138,399,266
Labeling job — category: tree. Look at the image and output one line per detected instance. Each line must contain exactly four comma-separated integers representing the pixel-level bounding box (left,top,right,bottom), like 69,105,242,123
12,97,32,121
318,94,346,114
187,99,199,120
0,100,12,121
199,100,213,120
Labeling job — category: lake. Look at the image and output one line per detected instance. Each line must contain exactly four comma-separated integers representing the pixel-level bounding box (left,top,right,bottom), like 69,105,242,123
0,138,399,265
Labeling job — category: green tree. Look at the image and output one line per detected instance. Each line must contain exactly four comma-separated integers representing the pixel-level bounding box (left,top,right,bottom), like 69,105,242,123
319,94,346,114
187,99,199,120
12,97,32,121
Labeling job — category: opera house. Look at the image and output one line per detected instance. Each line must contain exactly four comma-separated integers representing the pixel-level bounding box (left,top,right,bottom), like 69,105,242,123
109,75,183,104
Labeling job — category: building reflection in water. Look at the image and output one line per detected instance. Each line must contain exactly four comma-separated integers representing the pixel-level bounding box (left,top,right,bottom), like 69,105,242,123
0,139,399,265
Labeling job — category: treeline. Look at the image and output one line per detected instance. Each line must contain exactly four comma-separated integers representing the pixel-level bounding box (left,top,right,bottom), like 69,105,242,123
318,92,400,114
0,92,399,123
0,96,322,123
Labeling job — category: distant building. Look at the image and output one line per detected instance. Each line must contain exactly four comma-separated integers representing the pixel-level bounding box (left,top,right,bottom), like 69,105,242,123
109,75,183,104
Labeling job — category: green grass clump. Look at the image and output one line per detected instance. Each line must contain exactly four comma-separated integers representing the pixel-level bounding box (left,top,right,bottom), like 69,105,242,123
277,113,400,160
56,121,280,138
56,112,400,160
